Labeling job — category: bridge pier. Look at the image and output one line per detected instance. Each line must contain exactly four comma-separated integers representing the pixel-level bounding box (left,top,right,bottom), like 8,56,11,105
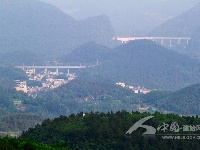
67,68,70,75
161,38,164,46
33,68,36,74
56,68,59,75
22,63,25,71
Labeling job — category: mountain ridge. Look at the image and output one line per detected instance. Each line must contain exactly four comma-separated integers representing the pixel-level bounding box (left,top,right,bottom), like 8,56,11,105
0,0,115,62
78,40,200,90
149,2,200,37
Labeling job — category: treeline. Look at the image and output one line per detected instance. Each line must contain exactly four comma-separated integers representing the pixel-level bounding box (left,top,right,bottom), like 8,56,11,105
0,137,69,150
25,80,139,117
21,111,200,150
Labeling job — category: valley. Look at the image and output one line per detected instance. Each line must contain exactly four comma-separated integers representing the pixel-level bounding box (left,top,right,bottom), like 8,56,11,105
1,0,200,149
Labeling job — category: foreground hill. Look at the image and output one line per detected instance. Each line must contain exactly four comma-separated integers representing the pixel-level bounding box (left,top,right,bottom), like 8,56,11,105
0,0,115,62
21,111,200,149
78,40,200,90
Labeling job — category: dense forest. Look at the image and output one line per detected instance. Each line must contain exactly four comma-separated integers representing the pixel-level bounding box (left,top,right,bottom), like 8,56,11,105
24,80,139,117
2,66,200,137
157,83,200,115
21,111,200,150
0,67,28,88
0,114,44,133
0,66,28,115
75,40,200,90
0,137,69,150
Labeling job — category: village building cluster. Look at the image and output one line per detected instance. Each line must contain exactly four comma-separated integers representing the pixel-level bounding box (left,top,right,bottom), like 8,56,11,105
116,82,151,94
15,68,76,97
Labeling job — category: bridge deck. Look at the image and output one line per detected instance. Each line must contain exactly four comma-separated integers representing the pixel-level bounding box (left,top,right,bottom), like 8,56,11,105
16,66,87,69
113,36,191,46
114,36,191,41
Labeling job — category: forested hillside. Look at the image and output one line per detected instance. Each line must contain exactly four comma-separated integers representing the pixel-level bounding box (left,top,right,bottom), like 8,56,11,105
21,111,200,150
78,40,200,90
0,114,44,132
0,67,28,89
25,80,138,117
158,83,200,115
0,67,28,113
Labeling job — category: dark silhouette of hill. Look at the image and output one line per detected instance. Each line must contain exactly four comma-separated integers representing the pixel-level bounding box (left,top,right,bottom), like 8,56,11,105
79,40,200,90
77,15,116,47
149,2,200,37
61,42,112,64
0,0,115,62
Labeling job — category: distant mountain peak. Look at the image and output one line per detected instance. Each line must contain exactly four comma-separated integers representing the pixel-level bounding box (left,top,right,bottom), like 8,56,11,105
149,2,200,37
61,42,111,64
0,0,115,62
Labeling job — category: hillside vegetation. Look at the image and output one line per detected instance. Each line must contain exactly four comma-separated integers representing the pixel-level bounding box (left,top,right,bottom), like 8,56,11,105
21,111,200,150
158,84,200,115
76,40,200,90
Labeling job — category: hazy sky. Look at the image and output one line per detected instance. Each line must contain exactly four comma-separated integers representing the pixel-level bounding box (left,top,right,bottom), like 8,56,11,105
42,0,200,36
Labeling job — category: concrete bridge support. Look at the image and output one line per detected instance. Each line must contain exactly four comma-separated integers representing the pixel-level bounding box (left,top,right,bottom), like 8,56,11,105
67,68,70,75
33,68,36,74
56,68,59,75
